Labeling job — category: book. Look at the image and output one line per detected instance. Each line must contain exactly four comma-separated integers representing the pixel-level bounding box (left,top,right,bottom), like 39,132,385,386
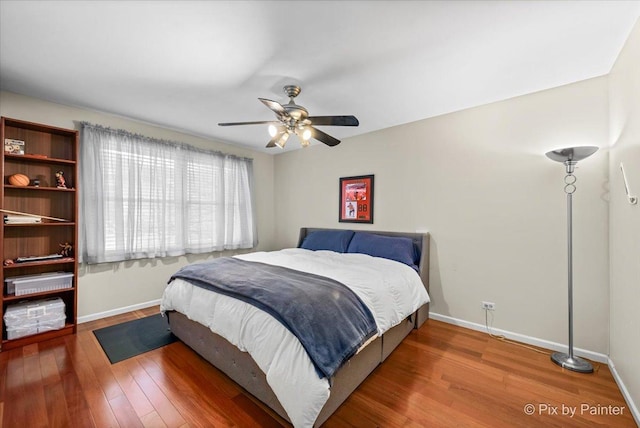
15,254,63,263
4,138,25,155
4,215,42,224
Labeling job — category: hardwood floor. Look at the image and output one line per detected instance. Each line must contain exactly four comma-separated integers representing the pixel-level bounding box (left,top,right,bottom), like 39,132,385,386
0,306,635,427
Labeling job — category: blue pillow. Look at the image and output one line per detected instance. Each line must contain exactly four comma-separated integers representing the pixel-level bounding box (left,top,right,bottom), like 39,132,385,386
347,232,419,270
300,230,355,253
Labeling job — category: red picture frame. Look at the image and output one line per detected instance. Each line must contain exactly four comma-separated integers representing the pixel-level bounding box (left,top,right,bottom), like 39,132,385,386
339,175,374,223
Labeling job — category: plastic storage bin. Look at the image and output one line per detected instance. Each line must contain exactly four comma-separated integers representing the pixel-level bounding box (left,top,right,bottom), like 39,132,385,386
4,272,73,296
3,297,66,340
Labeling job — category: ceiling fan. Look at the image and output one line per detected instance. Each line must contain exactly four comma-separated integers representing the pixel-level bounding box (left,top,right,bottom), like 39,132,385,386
218,85,359,148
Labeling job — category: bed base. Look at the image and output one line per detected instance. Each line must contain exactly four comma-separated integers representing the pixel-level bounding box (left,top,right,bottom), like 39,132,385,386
167,304,426,427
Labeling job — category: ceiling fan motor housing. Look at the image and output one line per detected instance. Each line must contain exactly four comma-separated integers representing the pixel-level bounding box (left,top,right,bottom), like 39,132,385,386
281,85,309,123
283,104,309,123
283,85,302,99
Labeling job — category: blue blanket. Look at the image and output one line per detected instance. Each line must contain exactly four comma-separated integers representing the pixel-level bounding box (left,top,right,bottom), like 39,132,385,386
169,257,377,379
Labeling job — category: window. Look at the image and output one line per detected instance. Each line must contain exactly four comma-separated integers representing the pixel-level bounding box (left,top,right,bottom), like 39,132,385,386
79,122,256,264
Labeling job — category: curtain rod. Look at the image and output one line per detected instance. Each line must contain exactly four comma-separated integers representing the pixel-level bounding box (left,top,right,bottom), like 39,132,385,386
79,121,254,163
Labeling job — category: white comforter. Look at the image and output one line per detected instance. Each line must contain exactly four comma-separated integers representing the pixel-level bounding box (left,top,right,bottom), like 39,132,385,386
160,248,429,427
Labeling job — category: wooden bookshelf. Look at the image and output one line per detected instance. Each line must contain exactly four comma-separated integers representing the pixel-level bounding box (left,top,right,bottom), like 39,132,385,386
0,117,79,351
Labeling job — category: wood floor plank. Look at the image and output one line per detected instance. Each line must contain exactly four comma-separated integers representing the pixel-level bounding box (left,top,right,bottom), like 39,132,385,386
124,358,187,428
327,391,410,427
38,346,62,386
49,338,74,377
110,358,155,418
33,337,97,426
22,348,50,428
43,382,72,428
62,335,116,427
109,393,144,428
2,348,26,427
77,330,124,401
137,352,235,427
0,346,9,404
158,341,242,399
2,310,636,427
230,393,287,428
139,410,168,428
59,370,96,427
148,345,267,426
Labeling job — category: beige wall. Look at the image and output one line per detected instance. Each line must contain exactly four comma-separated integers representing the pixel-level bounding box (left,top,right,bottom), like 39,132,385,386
274,77,610,353
609,21,640,415
0,91,276,317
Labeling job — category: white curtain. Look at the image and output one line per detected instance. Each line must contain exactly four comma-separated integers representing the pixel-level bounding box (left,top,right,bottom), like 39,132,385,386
79,122,256,264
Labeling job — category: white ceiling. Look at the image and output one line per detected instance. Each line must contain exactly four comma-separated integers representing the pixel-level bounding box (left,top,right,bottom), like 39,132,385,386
1,1,639,154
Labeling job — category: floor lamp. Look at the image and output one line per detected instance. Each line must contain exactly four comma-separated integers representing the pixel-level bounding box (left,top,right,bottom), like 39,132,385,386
545,146,598,373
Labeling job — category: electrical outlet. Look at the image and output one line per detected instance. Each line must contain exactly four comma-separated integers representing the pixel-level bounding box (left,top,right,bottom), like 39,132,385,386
481,301,496,311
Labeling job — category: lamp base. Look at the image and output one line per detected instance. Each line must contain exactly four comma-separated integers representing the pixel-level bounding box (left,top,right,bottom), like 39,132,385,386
551,352,594,373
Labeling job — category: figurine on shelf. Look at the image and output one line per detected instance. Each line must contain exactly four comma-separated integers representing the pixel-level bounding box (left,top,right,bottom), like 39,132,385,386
3,258,14,266
59,242,74,258
55,170,67,188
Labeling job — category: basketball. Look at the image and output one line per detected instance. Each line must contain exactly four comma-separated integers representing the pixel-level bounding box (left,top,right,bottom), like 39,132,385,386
8,173,30,186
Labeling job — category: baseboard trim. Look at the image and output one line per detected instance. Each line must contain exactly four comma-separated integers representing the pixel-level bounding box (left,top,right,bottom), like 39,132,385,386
608,357,640,426
429,312,609,364
78,299,162,324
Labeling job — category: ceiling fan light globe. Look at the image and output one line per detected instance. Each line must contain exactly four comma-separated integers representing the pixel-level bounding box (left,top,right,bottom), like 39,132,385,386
302,128,312,140
275,132,289,149
268,124,278,137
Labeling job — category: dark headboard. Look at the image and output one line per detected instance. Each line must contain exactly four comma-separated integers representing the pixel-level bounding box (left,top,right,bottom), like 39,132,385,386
297,227,430,295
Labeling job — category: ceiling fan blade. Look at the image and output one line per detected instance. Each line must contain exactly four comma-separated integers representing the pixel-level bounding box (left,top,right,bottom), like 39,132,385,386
259,98,289,117
218,120,280,126
310,127,341,147
308,116,359,127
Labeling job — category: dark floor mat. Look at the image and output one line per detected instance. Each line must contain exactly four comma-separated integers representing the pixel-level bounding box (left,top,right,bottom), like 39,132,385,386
93,313,177,364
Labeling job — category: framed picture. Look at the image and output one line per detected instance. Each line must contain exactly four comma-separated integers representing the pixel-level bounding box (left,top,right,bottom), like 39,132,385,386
4,138,25,155
339,174,374,223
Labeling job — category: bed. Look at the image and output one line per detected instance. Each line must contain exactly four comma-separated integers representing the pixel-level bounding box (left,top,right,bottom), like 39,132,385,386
160,227,430,427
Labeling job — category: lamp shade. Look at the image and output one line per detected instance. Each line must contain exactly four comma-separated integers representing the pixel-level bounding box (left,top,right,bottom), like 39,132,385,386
545,146,598,163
